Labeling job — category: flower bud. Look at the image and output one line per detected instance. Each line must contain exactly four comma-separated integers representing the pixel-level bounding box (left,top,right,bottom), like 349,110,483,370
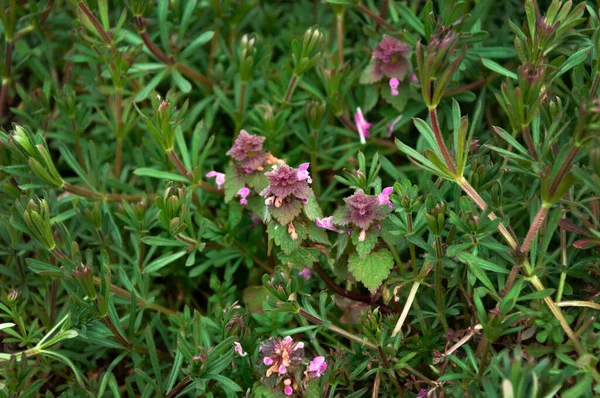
83,202,103,230
23,198,56,251
6,290,18,307
292,26,325,76
305,100,326,131
72,264,97,300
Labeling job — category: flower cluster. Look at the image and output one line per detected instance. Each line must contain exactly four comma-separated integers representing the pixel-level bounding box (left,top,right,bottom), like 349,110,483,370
260,336,327,396
226,129,268,172
372,35,411,82
318,188,393,241
261,163,314,237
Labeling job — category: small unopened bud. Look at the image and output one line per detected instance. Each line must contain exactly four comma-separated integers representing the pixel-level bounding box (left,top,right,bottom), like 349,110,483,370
7,290,18,306
72,265,97,300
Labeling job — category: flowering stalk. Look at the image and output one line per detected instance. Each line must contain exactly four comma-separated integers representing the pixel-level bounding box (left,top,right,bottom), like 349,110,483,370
434,236,449,332
520,205,550,254
455,176,584,355
335,10,344,64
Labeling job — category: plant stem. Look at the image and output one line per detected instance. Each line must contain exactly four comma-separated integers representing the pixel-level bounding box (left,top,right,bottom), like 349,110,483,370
377,346,403,393
238,81,247,116
407,214,418,277
0,40,13,120
167,376,192,398
478,337,491,377
521,125,538,161
70,118,87,174
103,315,130,348
284,75,298,104
520,206,549,254
357,3,403,37
336,12,344,64
166,150,223,195
208,27,220,77
63,182,153,202
298,308,377,349
176,234,198,247
313,262,393,312
430,108,457,175
434,236,449,332
556,212,567,302
311,132,320,199
549,146,579,198
455,176,585,355
372,372,381,398
391,281,420,337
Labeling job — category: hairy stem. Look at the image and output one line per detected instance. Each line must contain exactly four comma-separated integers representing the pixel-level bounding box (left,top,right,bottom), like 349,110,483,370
430,108,457,175
549,146,579,198
313,262,393,312
520,206,549,254
284,75,298,104
521,125,538,161
434,236,449,331
556,212,567,302
167,376,192,398
336,12,344,64
357,3,402,36
478,337,491,377
455,177,585,355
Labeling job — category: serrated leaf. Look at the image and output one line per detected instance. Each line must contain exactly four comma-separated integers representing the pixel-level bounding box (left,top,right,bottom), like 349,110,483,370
348,249,394,293
267,221,307,255
352,228,379,258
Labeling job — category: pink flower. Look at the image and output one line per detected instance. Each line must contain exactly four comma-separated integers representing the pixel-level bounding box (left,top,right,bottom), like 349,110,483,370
237,187,250,205
284,379,294,396
260,336,305,378
205,171,225,190
298,267,312,280
233,342,247,357
316,216,341,233
372,35,411,81
378,187,394,208
306,356,327,378
389,78,399,96
354,107,372,145
297,162,312,183
226,130,267,171
411,73,419,83
387,115,403,137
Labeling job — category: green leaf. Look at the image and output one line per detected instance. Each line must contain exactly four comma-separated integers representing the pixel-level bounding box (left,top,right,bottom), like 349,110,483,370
395,3,425,35
303,195,323,220
142,236,187,247
134,167,189,182
352,228,379,258
267,221,307,255
180,31,215,59
456,252,499,293
481,58,517,80
224,165,245,204
348,249,394,293
171,68,192,93
144,251,187,274
134,69,169,101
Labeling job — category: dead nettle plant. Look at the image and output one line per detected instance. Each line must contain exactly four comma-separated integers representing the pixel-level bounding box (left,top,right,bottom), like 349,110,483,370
1,0,600,397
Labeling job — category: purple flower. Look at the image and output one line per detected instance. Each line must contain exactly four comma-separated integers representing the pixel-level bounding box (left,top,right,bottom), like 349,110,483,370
387,115,403,137
389,78,400,96
233,342,247,357
411,73,419,83
341,189,391,240
298,267,312,280
283,380,294,396
226,130,267,171
378,187,394,208
306,356,327,378
260,336,305,378
416,388,428,398
297,162,312,183
354,107,372,145
237,187,250,205
262,164,312,203
372,35,411,82
205,171,225,190
316,216,341,233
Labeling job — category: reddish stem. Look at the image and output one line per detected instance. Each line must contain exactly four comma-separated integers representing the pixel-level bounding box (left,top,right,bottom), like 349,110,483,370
549,146,579,198
429,108,457,174
520,206,549,254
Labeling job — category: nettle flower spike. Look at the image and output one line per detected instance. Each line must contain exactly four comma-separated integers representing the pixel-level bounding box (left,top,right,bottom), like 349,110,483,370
342,189,391,241
205,171,225,190
260,336,305,378
226,130,267,172
354,107,372,145
262,164,312,205
372,34,411,82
